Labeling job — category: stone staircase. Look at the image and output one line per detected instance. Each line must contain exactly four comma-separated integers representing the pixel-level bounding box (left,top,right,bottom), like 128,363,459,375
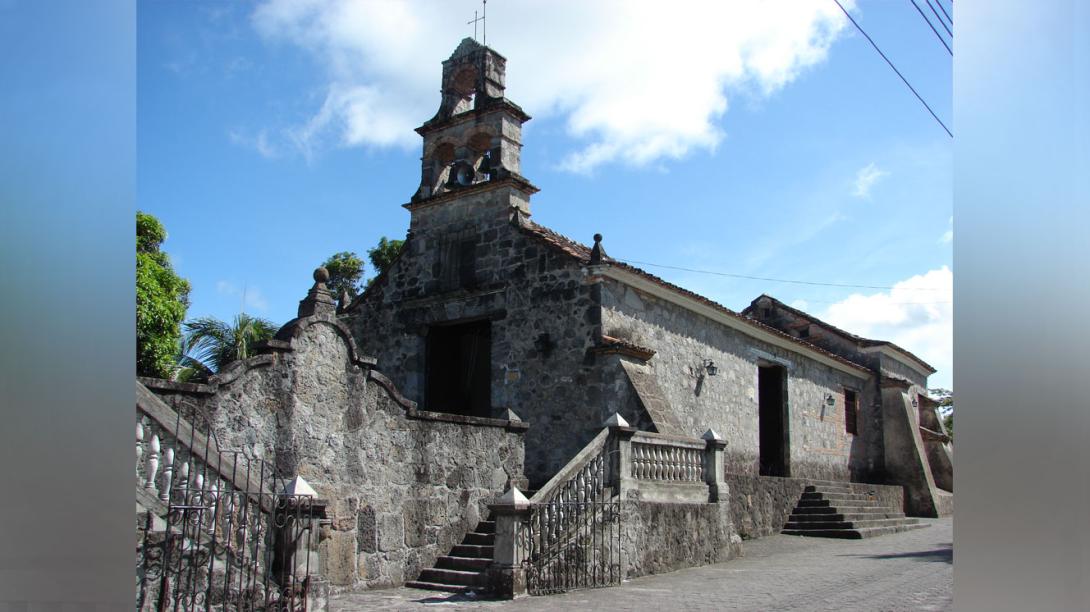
406,517,497,593
782,482,929,539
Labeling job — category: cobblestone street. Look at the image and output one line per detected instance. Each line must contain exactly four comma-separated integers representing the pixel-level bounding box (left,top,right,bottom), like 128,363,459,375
331,517,952,611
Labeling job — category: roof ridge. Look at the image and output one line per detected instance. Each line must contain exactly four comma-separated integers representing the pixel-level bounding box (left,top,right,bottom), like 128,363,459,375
516,221,871,373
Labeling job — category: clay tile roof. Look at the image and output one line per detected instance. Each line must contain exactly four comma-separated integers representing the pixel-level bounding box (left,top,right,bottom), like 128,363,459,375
746,294,937,374
593,335,657,361
518,221,871,374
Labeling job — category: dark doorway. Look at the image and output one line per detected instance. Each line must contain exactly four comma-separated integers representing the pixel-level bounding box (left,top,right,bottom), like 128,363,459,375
425,320,491,417
758,364,789,477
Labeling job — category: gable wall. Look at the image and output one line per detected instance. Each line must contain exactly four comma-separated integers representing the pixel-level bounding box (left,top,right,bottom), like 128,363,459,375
600,278,879,482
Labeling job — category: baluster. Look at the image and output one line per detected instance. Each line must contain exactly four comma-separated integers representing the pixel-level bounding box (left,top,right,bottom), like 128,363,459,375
135,422,144,479
637,445,646,479
144,434,160,492
160,448,174,502
654,446,663,480
193,472,204,506
207,481,220,534
670,447,678,481
177,462,190,500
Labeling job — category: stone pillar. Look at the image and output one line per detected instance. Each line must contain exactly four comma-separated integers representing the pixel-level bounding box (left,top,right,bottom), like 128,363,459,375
487,486,530,599
702,429,728,503
605,413,637,499
273,477,329,609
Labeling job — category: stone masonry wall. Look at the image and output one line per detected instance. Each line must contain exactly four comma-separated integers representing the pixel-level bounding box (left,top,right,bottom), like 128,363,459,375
150,319,525,590
351,202,608,487
620,501,742,579
600,279,872,482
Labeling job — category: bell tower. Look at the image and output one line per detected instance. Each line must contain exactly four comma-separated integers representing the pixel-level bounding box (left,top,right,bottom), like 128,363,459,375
407,38,537,217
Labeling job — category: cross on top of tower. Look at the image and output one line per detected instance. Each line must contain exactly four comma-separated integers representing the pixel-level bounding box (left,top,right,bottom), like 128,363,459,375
466,0,487,45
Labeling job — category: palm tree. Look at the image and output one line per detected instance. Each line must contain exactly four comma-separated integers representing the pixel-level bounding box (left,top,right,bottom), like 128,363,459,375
181,313,279,376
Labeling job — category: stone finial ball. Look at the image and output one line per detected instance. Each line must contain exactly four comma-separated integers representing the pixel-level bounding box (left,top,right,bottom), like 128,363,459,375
314,267,330,283
593,233,603,243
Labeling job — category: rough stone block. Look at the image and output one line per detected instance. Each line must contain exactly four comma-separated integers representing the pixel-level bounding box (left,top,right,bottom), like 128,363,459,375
357,505,377,553
378,512,405,552
403,501,427,547
320,529,357,586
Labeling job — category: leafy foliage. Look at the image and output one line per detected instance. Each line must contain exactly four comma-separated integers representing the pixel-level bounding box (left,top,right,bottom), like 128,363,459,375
367,236,404,278
929,388,954,440
321,251,366,300
136,212,190,378
182,313,278,376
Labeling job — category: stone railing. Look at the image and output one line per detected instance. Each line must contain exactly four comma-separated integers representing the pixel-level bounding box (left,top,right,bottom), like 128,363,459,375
488,414,729,598
630,433,705,482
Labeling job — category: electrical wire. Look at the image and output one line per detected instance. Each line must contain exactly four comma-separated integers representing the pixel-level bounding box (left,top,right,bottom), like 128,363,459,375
926,0,953,37
612,257,950,292
933,0,953,28
910,0,952,56
832,0,953,138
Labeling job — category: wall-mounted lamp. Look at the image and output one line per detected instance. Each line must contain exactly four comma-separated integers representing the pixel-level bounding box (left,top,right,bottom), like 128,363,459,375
824,394,836,407
703,360,718,377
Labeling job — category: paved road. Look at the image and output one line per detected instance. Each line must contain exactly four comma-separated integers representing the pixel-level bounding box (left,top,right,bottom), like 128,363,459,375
331,517,952,612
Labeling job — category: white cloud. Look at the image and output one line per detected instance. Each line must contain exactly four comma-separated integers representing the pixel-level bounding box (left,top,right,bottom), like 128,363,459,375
939,216,953,244
249,0,853,170
818,267,953,387
789,299,810,311
852,162,889,198
216,280,270,313
229,127,278,159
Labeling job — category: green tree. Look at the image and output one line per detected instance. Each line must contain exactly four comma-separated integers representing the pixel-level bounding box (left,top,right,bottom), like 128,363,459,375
136,211,190,378
182,313,278,375
367,236,404,278
321,251,366,300
929,388,954,440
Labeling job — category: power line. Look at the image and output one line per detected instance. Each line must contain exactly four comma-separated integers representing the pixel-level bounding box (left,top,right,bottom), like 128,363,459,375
613,258,950,291
933,0,953,28
832,0,953,138
925,0,953,37
910,0,952,56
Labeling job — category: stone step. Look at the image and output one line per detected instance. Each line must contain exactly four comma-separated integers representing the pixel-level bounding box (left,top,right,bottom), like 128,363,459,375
450,544,494,558
789,511,907,522
435,555,492,572
405,581,472,593
800,491,878,503
476,520,496,534
463,532,495,546
416,568,486,587
784,517,921,530
782,523,930,539
804,484,854,493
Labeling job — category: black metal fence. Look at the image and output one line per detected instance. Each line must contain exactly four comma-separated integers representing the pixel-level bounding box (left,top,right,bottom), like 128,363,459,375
524,500,622,595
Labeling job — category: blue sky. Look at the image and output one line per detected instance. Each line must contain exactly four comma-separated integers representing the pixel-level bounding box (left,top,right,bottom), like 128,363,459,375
138,0,952,387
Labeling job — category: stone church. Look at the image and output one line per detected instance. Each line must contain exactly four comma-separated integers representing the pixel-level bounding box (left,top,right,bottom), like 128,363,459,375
137,38,951,607
345,37,951,515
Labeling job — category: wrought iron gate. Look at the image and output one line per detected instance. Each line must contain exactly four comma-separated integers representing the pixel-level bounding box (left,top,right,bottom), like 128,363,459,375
137,390,322,612
141,454,319,611
523,501,622,594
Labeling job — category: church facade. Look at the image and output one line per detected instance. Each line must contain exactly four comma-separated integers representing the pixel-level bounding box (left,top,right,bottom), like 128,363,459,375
137,39,953,604
346,38,951,517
